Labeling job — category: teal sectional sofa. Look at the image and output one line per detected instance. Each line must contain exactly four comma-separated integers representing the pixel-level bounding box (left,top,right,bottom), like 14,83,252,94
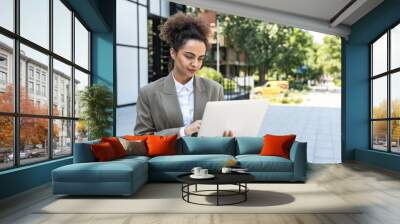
52,137,307,196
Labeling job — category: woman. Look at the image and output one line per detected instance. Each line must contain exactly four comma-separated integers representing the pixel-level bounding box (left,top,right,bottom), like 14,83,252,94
134,12,227,137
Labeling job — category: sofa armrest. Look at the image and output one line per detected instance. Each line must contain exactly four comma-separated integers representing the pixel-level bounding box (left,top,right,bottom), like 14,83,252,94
73,141,99,163
289,141,307,181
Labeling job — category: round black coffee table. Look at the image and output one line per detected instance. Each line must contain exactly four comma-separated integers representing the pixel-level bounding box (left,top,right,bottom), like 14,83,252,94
177,173,255,206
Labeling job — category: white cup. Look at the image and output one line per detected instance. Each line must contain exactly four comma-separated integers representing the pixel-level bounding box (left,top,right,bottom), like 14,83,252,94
221,167,232,174
200,169,208,176
191,167,202,176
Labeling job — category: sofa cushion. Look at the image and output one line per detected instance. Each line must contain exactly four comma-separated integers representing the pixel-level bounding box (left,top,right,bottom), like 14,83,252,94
236,155,293,172
52,158,147,183
148,154,235,172
114,155,150,164
178,137,236,155
235,137,263,155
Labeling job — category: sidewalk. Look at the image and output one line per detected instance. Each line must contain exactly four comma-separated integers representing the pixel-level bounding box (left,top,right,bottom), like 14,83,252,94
259,91,341,164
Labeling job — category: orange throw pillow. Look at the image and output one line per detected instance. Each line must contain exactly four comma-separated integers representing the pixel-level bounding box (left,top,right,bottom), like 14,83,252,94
101,137,127,158
91,142,117,161
146,135,177,157
260,134,296,159
124,135,148,141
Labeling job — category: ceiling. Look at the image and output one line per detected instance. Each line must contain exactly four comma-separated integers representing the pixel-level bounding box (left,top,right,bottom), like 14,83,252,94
170,0,384,37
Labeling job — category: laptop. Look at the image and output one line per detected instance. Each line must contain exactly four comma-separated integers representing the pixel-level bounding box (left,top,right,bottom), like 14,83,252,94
198,100,269,137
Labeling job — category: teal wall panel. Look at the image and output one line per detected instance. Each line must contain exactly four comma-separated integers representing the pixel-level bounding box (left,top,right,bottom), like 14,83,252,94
65,0,110,32
355,149,400,172
344,0,400,171
91,32,114,135
92,32,113,88
0,158,72,199
343,44,369,159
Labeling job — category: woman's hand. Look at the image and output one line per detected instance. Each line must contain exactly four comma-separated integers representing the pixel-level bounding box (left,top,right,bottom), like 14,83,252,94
223,130,234,137
184,120,202,136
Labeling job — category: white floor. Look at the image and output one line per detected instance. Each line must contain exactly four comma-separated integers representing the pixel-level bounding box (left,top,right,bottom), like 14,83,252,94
259,91,341,164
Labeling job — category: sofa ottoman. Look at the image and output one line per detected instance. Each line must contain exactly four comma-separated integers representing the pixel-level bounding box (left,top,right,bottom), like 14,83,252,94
52,144,149,196
51,137,237,194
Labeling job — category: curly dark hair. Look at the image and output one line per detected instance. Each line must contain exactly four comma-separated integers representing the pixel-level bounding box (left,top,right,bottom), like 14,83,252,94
159,12,211,51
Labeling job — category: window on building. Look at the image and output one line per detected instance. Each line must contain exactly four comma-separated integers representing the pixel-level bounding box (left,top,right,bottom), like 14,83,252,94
42,85,46,97
36,83,40,95
0,54,7,88
371,23,400,154
29,67,34,80
0,0,91,170
35,70,40,81
53,59,72,117
28,81,34,94
54,88,58,104
0,34,14,116
0,55,6,67
0,71,6,84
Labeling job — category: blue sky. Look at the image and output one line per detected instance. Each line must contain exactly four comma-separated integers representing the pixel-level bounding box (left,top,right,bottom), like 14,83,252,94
308,30,327,44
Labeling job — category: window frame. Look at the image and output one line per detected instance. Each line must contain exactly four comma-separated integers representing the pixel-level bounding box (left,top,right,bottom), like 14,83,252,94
114,0,150,135
0,0,92,171
370,21,400,154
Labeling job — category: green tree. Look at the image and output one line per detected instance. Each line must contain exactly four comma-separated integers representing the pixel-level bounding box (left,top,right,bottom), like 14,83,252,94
304,44,324,81
221,15,313,85
317,36,341,85
197,66,237,92
197,66,223,81
273,28,314,81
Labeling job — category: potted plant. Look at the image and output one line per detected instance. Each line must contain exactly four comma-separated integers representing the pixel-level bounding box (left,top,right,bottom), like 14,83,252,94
79,84,113,140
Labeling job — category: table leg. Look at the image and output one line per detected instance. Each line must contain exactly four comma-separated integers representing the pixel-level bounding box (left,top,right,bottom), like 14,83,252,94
217,184,219,206
245,183,247,201
187,184,190,202
195,184,198,192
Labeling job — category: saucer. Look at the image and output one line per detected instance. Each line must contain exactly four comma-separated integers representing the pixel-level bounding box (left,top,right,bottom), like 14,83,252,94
232,170,249,174
190,174,215,179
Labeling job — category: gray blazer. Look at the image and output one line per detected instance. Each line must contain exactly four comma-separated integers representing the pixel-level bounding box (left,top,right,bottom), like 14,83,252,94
134,73,224,136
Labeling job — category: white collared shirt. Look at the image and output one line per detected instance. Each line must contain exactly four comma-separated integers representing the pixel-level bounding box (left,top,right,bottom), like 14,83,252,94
173,75,194,137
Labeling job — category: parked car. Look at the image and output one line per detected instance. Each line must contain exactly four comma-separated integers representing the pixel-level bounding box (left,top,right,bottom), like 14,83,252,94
252,80,289,96
7,150,32,160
